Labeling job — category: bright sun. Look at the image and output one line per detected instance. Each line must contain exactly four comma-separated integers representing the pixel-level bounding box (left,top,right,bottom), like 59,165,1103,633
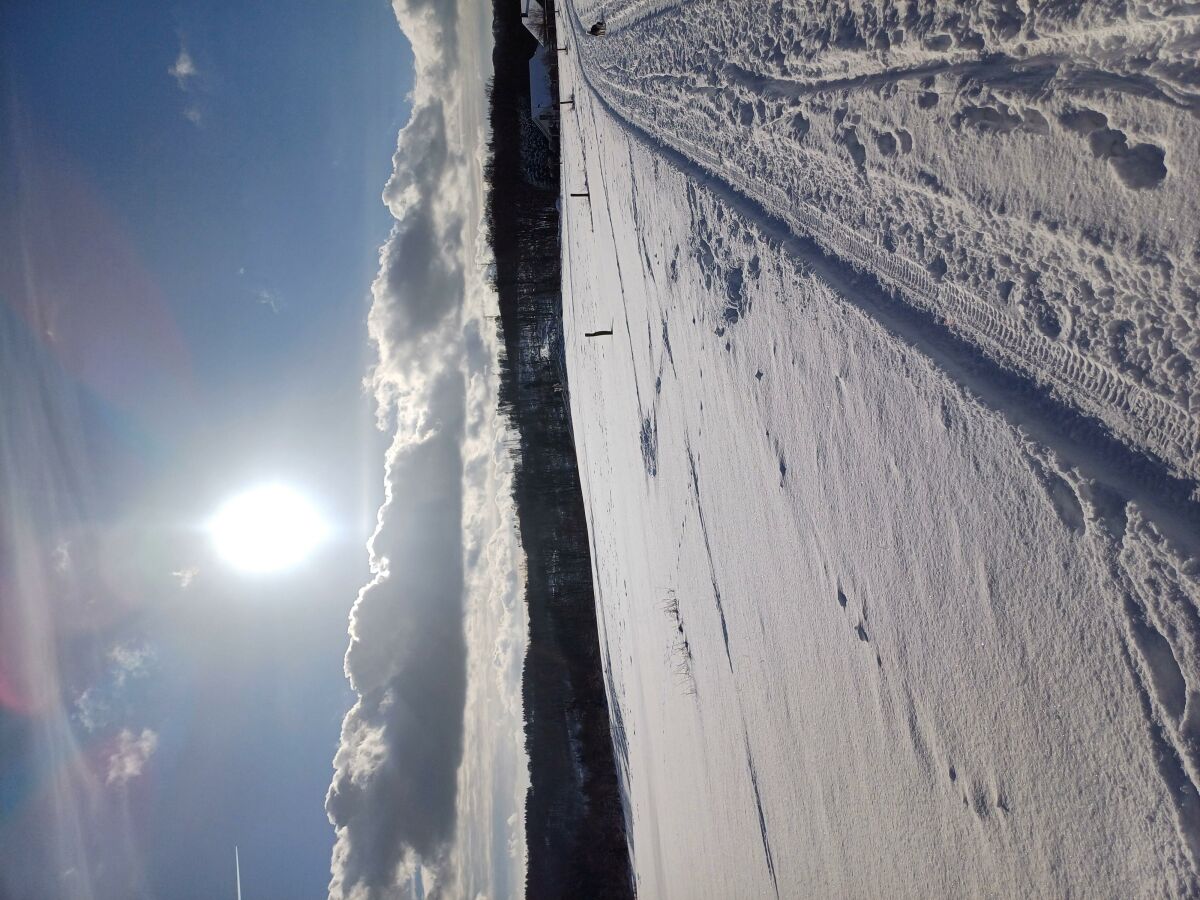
209,484,328,573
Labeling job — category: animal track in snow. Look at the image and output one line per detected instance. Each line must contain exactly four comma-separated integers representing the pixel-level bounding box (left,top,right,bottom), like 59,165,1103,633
874,128,913,158
951,101,1050,137
838,126,867,172
835,585,872,645
952,103,1024,134
1058,106,1167,190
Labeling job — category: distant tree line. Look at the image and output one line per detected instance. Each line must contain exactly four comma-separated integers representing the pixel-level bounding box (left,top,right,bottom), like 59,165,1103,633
485,2,634,898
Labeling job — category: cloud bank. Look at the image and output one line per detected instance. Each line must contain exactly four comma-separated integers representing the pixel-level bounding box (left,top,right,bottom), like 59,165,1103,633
327,1,526,897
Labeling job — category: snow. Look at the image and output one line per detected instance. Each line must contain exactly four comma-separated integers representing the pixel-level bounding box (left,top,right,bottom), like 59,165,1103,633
522,0,547,45
568,0,1200,480
553,0,1200,896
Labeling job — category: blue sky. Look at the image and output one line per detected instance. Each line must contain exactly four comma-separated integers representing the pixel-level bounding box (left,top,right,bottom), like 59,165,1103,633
1,1,416,896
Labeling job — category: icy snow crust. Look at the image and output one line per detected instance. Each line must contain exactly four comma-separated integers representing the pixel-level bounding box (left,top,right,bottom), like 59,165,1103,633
554,0,1200,896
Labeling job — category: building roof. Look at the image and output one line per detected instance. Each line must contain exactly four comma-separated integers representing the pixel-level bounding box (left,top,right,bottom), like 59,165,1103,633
522,0,547,45
529,45,553,119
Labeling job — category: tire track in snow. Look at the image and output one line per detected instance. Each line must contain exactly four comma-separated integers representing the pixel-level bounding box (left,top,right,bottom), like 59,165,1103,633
625,145,665,477
590,59,1191,427
684,437,733,672
564,22,1200,560
743,732,781,898
604,14,1200,116
585,98,658,479
566,11,1200,483
604,75,1199,478
647,52,1200,115
682,431,781,894
586,0,1200,111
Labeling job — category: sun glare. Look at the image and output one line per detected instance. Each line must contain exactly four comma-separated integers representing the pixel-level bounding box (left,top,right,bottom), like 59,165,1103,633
209,484,328,573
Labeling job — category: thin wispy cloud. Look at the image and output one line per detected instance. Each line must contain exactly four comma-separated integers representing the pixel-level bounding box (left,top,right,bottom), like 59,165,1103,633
74,688,106,733
172,566,199,588
168,46,197,88
53,539,71,573
73,641,157,732
255,288,282,313
106,728,159,786
108,643,154,686
168,40,203,125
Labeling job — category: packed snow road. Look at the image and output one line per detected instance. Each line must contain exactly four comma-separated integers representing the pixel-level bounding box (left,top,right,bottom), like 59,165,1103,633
554,1,1200,897
568,0,1200,481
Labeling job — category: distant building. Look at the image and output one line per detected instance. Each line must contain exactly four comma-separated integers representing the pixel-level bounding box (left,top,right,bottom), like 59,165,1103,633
522,0,547,46
528,45,557,140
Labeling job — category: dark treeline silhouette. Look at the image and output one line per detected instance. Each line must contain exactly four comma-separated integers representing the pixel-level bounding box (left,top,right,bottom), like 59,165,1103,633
485,1,634,898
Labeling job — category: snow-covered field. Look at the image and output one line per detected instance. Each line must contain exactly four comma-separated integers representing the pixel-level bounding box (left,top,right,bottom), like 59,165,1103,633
554,1,1200,896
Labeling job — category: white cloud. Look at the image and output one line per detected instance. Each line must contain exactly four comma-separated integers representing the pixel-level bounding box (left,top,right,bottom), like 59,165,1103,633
72,641,156,733
169,41,203,126
106,728,159,786
172,566,199,588
108,642,153,686
74,688,105,733
168,47,197,88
